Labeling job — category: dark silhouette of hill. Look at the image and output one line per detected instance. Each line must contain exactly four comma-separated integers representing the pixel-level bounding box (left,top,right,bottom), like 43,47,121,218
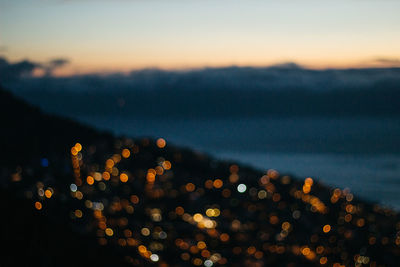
0,86,114,166
0,85,129,266
1,84,400,267
1,189,131,267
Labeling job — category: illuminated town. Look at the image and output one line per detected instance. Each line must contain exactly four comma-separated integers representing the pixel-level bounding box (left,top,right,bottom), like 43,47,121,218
5,127,399,266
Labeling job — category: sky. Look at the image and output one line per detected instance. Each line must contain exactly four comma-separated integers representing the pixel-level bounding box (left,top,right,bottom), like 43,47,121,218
1,0,400,75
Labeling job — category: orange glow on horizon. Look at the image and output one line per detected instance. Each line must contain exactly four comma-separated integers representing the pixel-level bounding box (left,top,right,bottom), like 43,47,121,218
25,56,400,78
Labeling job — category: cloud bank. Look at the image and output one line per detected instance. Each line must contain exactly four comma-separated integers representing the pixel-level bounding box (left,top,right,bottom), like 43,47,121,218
1,56,400,118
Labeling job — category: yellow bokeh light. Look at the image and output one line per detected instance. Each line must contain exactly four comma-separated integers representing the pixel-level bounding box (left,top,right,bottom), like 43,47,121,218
70,147,78,156
102,171,110,180
301,247,310,256
185,183,196,192
146,172,155,183
122,148,131,158
141,227,150,236
320,257,328,264
120,173,129,183
74,143,82,152
105,228,114,236
197,241,206,249
75,209,83,218
305,177,313,186
323,224,331,233
105,159,114,169
303,184,311,194
86,176,94,185
130,195,139,204
220,233,229,242
206,208,214,217
282,221,291,231
138,245,147,253
213,179,223,189
175,206,184,215
193,213,203,222
44,189,52,198
155,166,164,175
156,138,166,148
162,160,171,170
34,201,42,210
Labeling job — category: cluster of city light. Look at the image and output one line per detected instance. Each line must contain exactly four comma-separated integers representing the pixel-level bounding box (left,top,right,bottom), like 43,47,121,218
19,136,399,267
70,142,83,185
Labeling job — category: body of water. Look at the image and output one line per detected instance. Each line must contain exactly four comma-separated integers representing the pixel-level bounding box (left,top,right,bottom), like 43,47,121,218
77,116,400,209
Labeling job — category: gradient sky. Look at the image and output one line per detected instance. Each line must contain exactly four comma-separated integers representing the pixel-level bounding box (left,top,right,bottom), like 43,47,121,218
1,0,400,74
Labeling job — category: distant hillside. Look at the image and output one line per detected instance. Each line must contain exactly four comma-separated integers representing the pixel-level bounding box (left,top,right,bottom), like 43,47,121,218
4,66,400,118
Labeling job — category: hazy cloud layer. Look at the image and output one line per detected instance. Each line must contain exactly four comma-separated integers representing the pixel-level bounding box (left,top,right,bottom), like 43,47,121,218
374,57,400,66
1,56,399,93
0,57,69,82
0,57,38,82
1,57,400,118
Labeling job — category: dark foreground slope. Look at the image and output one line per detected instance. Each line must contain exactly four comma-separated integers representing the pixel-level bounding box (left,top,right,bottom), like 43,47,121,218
0,87,127,267
1,86,399,267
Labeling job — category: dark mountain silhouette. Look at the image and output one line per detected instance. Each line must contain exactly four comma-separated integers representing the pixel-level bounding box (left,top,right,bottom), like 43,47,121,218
0,85,125,266
0,86,113,166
